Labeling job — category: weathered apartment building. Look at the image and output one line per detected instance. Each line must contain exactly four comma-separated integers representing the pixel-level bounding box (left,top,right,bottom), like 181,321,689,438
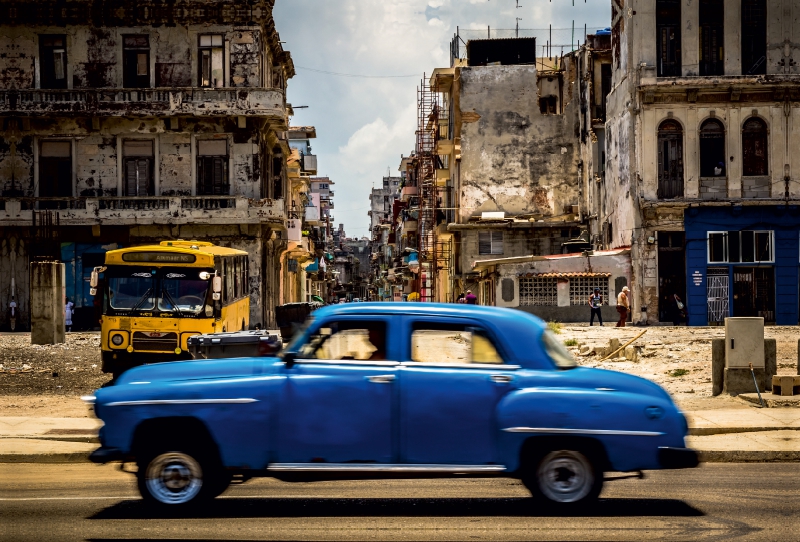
0,0,294,329
604,0,800,325
377,30,631,321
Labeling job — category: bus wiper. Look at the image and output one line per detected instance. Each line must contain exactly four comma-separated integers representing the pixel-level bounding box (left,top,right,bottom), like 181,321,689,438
131,288,153,311
161,288,183,317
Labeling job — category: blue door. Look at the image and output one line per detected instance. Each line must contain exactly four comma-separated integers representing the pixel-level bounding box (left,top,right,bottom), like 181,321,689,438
399,318,518,465
276,317,397,463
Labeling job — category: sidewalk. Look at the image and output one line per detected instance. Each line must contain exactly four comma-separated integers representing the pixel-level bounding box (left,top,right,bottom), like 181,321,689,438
1,409,798,463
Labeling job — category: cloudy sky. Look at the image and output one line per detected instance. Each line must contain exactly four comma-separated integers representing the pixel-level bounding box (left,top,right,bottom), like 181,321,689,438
273,0,610,238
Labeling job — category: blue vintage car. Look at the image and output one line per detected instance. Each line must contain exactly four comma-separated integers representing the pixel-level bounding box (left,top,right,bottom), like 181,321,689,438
87,303,697,507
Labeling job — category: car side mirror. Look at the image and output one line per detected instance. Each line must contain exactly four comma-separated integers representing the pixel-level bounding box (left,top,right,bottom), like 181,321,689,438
283,351,297,368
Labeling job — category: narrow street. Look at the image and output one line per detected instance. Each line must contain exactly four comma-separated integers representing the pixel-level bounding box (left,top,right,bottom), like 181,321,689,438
2,463,798,541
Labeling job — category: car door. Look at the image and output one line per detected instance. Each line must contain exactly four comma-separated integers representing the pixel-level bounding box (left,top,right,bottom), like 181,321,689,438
399,317,518,465
276,317,397,464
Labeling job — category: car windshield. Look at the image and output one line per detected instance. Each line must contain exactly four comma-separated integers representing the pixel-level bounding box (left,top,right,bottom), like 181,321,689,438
108,273,156,310
158,274,210,314
541,330,578,369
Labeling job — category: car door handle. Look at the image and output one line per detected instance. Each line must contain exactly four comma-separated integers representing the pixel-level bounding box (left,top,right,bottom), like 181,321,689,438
367,375,396,384
490,374,514,384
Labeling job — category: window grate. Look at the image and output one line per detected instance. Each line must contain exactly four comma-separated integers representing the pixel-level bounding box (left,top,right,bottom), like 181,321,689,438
519,277,557,306
569,277,609,306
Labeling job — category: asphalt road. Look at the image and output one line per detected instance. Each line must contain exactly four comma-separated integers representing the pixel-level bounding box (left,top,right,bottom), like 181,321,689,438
1,463,798,541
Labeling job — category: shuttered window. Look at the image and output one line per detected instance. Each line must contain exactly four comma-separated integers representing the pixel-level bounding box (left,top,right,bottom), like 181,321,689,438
122,140,154,197
197,140,229,196
478,231,503,255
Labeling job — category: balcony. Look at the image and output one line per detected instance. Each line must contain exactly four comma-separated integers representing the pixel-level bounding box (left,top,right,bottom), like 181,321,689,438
0,88,287,120
0,196,284,226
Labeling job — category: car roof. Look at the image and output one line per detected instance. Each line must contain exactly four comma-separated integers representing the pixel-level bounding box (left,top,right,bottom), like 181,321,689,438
313,302,546,332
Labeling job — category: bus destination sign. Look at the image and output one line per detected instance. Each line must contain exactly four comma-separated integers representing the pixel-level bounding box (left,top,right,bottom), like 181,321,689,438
122,252,197,264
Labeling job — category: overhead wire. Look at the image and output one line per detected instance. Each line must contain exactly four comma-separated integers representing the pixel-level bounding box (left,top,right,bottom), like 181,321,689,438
295,66,419,78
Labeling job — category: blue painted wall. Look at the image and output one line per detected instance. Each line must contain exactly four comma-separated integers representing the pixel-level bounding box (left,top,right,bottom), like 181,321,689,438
684,206,800,325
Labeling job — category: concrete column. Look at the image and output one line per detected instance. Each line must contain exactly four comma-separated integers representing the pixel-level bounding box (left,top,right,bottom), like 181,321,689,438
724,0,741,75
30,261,65,345
637,0,658,69
682,0,700,76
770,105,786,197
791,104,800,198
642,108,657,199
728,107,742,197
685,107,700,197
766,0,786,74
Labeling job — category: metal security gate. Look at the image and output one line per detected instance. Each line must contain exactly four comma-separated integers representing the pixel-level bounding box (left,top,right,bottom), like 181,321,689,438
707,267,729,323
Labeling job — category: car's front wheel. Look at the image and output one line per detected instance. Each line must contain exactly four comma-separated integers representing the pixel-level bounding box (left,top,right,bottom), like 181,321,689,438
137,449,216,506
523,448,603,506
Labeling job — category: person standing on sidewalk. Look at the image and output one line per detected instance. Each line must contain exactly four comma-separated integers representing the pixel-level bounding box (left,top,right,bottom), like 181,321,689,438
588,287,603,326
64,297,74,333
616,286,630,327
465,290,478,305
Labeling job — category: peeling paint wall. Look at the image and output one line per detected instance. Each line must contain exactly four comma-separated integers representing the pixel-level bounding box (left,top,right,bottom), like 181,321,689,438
230,30,262,87
458,63,582,222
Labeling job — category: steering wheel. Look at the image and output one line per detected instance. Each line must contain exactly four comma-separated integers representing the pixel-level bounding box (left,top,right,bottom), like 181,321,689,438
177,295,205,307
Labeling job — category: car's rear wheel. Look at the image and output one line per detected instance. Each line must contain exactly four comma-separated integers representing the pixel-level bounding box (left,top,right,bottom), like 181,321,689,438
137,449,219,507
523,448,603,506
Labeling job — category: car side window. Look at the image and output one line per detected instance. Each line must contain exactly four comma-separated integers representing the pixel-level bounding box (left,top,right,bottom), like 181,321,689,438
410,323,505,365
298,321,387,361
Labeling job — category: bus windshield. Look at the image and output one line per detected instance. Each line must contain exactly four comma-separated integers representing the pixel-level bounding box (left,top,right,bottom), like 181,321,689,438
159,274,210,314
105,267,211,315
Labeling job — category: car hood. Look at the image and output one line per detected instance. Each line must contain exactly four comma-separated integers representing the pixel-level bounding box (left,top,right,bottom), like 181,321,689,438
113,357,280,386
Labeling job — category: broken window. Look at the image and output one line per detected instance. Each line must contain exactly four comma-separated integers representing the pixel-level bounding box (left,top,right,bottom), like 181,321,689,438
272,148,284,199
598,63,612,121
197,140,229,196
122,140,154,197
699,0,724,76
699,119,726,177
742,117,768,176
199,35,224,88
539,96,557,115
742,0,767,75
656,0,681,77
39,35,67,89
39,141,72,198
478,231,503,255
657,120,684,199
123,35,150,89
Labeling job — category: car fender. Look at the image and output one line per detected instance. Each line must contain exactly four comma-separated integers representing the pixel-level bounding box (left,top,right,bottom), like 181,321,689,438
496,387,687,472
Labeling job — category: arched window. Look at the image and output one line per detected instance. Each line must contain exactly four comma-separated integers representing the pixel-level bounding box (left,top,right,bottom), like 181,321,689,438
742,0,767,75
699,119,726,177
742,118,768,176
658,120,684,199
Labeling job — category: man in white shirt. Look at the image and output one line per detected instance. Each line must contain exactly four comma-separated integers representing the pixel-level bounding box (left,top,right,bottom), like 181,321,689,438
616,286,630,327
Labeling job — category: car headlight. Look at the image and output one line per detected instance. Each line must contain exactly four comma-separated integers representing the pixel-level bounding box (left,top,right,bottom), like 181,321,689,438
111,333,124,346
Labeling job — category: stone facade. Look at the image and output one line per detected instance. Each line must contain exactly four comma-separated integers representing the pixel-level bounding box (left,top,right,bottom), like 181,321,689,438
0,0,294,330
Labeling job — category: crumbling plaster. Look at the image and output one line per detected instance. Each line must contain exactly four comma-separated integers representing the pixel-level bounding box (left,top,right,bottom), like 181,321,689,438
457,64,582,222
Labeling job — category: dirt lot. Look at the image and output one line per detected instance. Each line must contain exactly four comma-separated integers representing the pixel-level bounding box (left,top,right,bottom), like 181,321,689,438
1,325,798,416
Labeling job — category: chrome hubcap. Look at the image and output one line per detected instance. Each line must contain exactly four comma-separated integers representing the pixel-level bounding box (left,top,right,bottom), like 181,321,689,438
145,452,203,504
537,450,593,503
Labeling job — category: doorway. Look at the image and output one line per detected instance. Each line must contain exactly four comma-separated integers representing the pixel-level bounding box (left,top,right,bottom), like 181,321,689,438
657,231,686,322
732,267,774,322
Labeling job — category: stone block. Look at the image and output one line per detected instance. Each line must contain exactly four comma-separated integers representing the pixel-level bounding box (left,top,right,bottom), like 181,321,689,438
712,338,725,396
609,338,620,352
624,345,641,362
772,375,800,396
30,262,65,346
764,338,776,391
723,367,767,396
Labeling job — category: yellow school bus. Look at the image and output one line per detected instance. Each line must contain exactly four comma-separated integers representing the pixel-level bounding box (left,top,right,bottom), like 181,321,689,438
92,241,249,375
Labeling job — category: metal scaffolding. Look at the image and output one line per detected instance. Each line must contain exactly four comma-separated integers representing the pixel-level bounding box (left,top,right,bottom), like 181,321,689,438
415,74,439,302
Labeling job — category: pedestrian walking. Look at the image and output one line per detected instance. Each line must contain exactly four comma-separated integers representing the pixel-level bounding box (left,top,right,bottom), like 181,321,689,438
64,297,74,332
616,286,630,327
588,287,603,326
671,293,686,326
456,293,466,304
465,290,477,305
8,296,17,331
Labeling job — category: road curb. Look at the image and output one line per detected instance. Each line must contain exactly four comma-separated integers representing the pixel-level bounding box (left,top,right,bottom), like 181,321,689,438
0,452,92,463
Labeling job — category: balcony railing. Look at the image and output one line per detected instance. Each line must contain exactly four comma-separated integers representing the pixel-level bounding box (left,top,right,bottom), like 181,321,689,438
0,87,286,118
0,196,283,225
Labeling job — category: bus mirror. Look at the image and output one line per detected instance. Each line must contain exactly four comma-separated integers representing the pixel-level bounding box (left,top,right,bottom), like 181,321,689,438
212,292,221,301
212,276,222,293
90,269,99,288
90,288,97,296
